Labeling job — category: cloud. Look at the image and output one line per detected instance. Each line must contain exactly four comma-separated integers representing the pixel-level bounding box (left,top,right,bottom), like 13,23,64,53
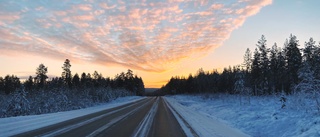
0,0,272,72
73,4,92,11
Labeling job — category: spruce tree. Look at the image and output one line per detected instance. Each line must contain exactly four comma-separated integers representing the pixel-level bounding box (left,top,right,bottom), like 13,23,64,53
251,48,261,95
256,35,270,94
269,43,279,93
285,34,302,93
62,59,72,88
243,48,252,72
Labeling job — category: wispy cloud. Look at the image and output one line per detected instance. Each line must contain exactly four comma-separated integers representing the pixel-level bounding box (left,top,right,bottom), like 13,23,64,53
0,0,272,72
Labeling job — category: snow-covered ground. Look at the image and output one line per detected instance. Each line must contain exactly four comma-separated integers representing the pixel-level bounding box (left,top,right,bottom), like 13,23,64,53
0,96,144,136
165,97,249,137
2,94,319,137
165,94,320,137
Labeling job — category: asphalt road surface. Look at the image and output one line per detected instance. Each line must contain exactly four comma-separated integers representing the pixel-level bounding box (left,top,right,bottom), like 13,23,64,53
13,97,189,137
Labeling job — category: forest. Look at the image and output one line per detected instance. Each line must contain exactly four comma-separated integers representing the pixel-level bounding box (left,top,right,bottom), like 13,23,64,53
0,59,144,117
157,34,320,99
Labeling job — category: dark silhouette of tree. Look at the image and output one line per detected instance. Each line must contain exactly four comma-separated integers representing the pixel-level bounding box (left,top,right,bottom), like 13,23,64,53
112,69,145,95
251,48,261,95
284,34,302,93
80,72,87,87
269,43,279,93
24,76,34,91
93,71,103,88
62,59,72,88
134,75,145,96
4,75,20,94
0,77,4,94
276,47,286,92
115,72,126,88
35,64,48,88
72,73,80,88
86,73,93,87
257,35,270,94
186,74,194,93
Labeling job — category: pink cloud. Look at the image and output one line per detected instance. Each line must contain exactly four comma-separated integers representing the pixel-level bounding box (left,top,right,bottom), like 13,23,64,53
72,15,95,21
0,0,273,72
99,3,116,10
118,6,126,12
0,13,20,23
73,4,92,11
94,10,105,16
54,11,67,16
210,4,224,10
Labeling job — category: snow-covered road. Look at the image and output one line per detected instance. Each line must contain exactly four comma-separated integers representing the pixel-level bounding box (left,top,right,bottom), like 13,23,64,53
0,96,145,136
1,96,250,137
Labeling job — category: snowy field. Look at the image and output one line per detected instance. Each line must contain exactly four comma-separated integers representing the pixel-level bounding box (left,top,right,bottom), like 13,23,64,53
165,96,249,137
0,96,144,136
166,94,320,137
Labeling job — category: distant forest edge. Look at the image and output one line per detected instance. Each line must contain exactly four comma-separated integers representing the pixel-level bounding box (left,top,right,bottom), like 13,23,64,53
0,59,145,96
0,59,144,117
155,34,320,97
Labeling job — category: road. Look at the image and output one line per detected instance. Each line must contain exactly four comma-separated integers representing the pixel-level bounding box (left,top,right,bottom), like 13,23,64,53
13,97,189,137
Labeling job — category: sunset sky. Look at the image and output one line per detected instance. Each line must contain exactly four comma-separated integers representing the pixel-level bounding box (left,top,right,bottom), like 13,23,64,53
1,0,319,88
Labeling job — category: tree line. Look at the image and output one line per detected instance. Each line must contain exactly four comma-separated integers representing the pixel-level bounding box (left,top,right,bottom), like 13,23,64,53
157,34,320,96
0,59,145,96
0,59,145,117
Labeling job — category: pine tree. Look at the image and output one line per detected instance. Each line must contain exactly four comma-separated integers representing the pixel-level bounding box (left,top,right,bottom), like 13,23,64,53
35,64,48,88
62,59,72,88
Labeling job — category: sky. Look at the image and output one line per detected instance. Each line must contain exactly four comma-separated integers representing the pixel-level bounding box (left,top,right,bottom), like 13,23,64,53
0,0,320,88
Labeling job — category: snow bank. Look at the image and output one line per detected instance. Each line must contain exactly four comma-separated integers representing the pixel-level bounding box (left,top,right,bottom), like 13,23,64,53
0,96,144,136
166,94,320,137
165,96,249,137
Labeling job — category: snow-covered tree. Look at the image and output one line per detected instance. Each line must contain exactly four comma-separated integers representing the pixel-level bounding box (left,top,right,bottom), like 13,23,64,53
294,62,320,112
243,48,252,72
